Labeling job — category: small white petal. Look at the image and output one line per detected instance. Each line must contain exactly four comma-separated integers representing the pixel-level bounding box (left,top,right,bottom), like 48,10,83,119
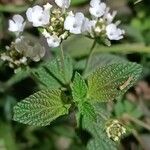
26,8,33,22
13,15,24,23
8,20,18,32
64,15,75,30
82,18,96,33
104,10,117,24
8,14,25,34
26,5,50,27
44,3,52,10
106,24,125,40
64,12,85,34
46,35,61,48
15,36,24,43
89,0,106,18
20,57,27,63
90,0,101,7
55,0,71,9
41,9,51,25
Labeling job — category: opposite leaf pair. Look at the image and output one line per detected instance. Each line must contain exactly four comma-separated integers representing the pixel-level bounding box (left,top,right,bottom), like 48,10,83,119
13,56,142,127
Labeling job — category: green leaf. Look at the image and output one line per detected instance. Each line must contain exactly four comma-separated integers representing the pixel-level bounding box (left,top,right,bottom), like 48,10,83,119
71,72,88,102
84,53,127,77
79,102,96,122
45,56,73,85
34,55,73,89
13,89,71,126
75,54,127,72
87,62,142,102
82,103,117,150
34,63,61,89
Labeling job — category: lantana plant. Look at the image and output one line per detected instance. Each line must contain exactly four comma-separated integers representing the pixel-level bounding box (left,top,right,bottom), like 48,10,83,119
0,0,142,149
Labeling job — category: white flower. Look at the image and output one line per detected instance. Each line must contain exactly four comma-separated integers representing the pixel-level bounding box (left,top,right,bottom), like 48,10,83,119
89,0,106,18
64,12,85,34
8,14,26,35
104,8,117,24
15,36,46,62
55,0,71,9
44,3,53,10
81,18,96,33
26,3,52,27
20,57,27,64
46,35,61,48
106,24,125,40
42,29,61,47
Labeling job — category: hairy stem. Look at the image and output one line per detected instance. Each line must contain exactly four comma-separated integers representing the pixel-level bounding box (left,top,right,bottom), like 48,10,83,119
60,43,65,67
83,40,96,75
123,114,150,131
60,43,67,83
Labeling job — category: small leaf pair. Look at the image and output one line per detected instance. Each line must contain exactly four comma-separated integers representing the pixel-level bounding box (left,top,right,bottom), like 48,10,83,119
72,62,142,103
13,59,142,128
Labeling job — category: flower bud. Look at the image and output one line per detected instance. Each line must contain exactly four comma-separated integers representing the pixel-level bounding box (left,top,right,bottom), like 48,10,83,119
105,119,126,141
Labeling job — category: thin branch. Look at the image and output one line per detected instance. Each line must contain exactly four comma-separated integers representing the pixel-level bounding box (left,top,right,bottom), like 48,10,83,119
83,40,96,75
123,114,150,131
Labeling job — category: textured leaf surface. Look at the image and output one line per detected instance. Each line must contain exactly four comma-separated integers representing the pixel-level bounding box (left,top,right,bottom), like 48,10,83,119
34,56,73,89
72,72,88,102
83,54,127,77
47,56,73,85
87,62,142,102
34,64,61,89
13,90,71,126
78,102,96,124
75,54,126,73
82,103,117,150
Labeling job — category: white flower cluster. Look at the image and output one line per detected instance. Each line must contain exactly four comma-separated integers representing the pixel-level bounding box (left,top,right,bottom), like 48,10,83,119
4,0,125,71
8,0,125,48
1,36,45,72
64,0,125,44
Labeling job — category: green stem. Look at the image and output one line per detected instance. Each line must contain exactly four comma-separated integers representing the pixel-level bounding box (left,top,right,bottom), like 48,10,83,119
123,114,150,131
83,40,97,75
60,43,67,83
60,43,65,67
68,43,150,58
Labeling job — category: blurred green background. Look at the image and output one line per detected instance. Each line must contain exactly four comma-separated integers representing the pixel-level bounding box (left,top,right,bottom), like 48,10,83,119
0,0,150,150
